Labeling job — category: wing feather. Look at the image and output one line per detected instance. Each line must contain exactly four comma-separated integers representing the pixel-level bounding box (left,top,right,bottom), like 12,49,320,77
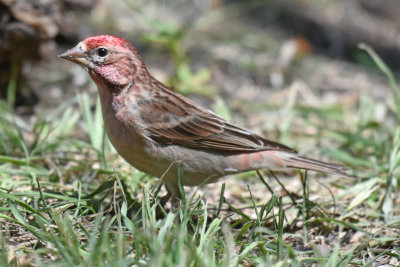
139,85,295,153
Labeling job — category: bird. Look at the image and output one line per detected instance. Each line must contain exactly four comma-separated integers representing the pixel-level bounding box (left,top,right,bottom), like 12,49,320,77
59,35,353,200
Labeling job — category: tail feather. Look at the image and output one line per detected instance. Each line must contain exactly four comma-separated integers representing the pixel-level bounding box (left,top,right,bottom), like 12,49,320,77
284,155,354,178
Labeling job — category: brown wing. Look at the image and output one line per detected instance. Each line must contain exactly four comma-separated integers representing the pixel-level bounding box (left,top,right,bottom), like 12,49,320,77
139,85,295,153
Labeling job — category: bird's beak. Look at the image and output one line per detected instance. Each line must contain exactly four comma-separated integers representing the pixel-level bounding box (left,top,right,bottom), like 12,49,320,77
58,44,89,67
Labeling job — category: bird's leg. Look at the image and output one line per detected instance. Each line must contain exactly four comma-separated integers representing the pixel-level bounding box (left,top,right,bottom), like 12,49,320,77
159,190,171,207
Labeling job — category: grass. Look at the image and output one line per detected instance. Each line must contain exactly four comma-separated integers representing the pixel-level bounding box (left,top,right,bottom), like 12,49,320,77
1,28,400,267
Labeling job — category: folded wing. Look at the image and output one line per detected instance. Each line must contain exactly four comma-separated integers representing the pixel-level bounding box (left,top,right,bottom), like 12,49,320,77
138,85,295,153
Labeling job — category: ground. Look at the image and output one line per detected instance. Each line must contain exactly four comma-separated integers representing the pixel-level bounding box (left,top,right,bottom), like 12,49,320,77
1,0,399,266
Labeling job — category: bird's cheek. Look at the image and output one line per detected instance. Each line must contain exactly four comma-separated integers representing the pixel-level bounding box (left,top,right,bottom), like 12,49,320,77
96,65,133,88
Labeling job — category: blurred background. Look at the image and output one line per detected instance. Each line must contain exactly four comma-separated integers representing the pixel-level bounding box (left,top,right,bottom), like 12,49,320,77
2,1,400,264
1,0,399,116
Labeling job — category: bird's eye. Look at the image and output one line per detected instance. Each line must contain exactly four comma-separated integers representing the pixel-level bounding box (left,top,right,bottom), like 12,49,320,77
97,47,108,57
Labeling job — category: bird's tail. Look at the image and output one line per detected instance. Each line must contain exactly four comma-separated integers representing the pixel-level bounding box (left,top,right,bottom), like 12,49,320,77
228,150,354,178
283,154,354,178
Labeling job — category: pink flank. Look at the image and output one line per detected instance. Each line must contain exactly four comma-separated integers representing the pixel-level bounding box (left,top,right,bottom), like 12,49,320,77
230,150,286,171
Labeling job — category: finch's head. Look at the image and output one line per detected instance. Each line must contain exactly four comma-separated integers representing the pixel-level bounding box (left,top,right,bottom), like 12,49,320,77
59,35,147,89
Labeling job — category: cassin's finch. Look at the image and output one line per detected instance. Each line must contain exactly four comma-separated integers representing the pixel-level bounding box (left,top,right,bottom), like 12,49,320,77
59,35,352,199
